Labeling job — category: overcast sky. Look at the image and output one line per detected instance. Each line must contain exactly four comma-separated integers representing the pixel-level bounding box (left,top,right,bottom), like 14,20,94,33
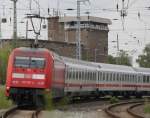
0,0,150,66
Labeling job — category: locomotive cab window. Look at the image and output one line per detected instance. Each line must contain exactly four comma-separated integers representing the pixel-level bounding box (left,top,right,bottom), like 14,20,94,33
14,56,45,69
30,57,45,68
14,56,30,68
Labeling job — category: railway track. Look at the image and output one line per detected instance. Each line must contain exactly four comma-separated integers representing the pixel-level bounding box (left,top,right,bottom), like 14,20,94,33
0,106,42,118
105,100,145,118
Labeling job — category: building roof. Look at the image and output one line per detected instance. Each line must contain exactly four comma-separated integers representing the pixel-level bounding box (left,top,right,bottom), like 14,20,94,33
59,16,112,25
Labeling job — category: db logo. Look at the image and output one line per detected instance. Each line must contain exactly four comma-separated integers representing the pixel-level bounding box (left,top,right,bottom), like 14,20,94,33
25,74,32,78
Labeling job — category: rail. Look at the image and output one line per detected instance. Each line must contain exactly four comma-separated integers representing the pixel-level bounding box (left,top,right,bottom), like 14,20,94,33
0,106,18,118
127,103,144,118
31,108,42,118
105,100,144,118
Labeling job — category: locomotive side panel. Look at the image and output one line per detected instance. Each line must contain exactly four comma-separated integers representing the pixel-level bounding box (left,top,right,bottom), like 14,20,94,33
51,56,65,98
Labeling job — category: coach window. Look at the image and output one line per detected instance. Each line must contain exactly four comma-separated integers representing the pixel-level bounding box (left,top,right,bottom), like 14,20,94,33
74,69,77,80
128,75,130,82
97,72,99,81
131,75,133,82
120,74,122,82
67,69,69,80
101,72,104,81
100,72,102,81
115,73,117,82
85,70,87,81
79,70,81,80
81,71,83,80
79,71,81,80
143,75,146,83
72,69,75,80
69,68,72,80
87,71,89,81
91,71,93,81
99,72,103,81
118,74,120,82
93,72,95,81
106,73,109,82
110,73,112,81
75,70,78,80
116,74,118,82
105,73,107,82
93,71,95,81
68,69,71,80
147,76,149,83
113,73,115,81
125,74,127,82
128,74,130,82
103,72,105,81
124,74,126,82
88,71,91,81
78,70,80,80
92,71,94,81
132,75,134,83
82,70,85,80
130,75,132,82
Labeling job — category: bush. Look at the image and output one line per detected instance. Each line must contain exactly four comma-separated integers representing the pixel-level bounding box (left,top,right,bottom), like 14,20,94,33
0,86,13,109
44,92,54,110
109,96,119,104
0,44,12,84
44,92,70,111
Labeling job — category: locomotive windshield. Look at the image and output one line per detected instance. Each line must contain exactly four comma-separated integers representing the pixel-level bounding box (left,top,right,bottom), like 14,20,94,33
14,56,45,68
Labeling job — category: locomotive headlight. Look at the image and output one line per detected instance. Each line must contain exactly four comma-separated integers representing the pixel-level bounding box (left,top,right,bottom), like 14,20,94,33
32,74,45,80
12,73,24,78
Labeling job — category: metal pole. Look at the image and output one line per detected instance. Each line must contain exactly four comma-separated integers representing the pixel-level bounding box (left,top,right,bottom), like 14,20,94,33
76,0,89,60
26,20,28,40
76,0,81,60
0,17,2,48
11,0,18,47
0,17,1,38
117,34,119,51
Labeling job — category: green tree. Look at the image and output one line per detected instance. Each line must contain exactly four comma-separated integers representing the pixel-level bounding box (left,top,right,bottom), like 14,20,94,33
136,44,150,68
107,51,131,66
116,50,132,66
107,55,116,64
0,44,12,84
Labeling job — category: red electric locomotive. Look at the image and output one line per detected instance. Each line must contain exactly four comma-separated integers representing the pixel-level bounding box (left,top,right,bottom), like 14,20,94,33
6,47,150,106
6,47,65,105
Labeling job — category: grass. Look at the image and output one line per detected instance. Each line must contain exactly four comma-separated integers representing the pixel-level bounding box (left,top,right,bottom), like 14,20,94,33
109,96,119,104
0,86,13,109
44,92,54,110
144,104,150,114
44,92,70,111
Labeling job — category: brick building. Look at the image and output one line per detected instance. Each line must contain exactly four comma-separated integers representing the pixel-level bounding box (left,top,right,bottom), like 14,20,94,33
48,16,111,62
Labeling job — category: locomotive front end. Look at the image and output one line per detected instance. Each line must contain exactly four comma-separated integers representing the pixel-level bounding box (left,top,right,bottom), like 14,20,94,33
6,48,53,106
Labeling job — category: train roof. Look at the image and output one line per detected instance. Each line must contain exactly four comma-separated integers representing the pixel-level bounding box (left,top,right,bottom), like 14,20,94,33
14,47,50,52
92,62,136,73
62,56,136,73
133,67,150,74
62,57,97,68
